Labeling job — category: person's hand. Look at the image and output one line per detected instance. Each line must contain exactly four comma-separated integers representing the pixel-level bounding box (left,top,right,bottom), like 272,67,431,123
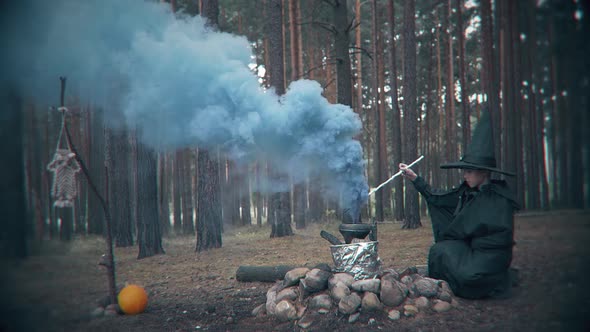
399,163,417,181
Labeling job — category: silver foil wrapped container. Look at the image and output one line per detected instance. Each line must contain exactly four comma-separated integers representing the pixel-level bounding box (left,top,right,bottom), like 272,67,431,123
330,241,381,280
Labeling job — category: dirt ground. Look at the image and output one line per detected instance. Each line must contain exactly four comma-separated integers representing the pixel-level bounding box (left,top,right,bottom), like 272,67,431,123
1,211,590,332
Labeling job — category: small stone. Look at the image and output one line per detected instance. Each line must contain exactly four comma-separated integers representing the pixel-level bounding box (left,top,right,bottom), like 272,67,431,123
388,309,401,321
348,312,361,323
284,268,310,287
104,308,118,316
438,291,452,303
451,298,460,308
301,269,331,293
266,283,280,315
433,300,452,313
413,278,438,298
338,293,362,315
105,304,121,314
351,279,381,294
331,282,351,302
298,313,314,329
309,294,332,310
401,275,413,286
296,305,306,319
368,318,377,326
91,307,104,318
275,300,298,321
403,305,419,317
226,316,234,324
414,296,429,310
380,279,407,307
329,273,355,289
381,268,400,281
440,280,454,295
317,308,330,314
416,265,428,276
276,287,298,303
361,292,382,312
252,303,266,317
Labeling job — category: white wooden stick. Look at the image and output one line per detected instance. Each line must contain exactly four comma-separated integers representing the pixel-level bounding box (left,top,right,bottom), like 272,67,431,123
368,155,424,196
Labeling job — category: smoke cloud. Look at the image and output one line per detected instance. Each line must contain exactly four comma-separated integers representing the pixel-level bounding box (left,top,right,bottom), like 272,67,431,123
1,0,368,215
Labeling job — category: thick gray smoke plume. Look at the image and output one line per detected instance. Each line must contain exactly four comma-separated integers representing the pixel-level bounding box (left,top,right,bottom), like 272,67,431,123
1,0,368,217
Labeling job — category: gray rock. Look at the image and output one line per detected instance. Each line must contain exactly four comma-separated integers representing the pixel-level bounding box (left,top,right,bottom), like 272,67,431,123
416,265,428,276
414,296,429,310
368,318,377,326
401,275,413,286
266,283,280,315
348,312,361,323
439,280,453,295
388,309,401,321
284,268,310,287
380,279,407,307
331,282,351,302
432,300,452,313
318,308,330,314
276,287,298,303
338,293,362,315
252,303,266,317
451,298,460,308
91,307,104,318
381,268,400,281
275,300,298,321
298,313,314,329
413,278,438,298
104,308,118,316
105,304,121,314
351,279,381,294
296,305,306,319
329,273,354,289
403,304,419,317
438,291,452,303
361,292,382,312
301,269,331,292
309,294,332,310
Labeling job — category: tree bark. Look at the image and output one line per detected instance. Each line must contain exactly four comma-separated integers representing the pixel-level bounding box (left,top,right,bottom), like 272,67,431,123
371,0,384,222
267,0,293,238
136,141,165,259
387,0,404,222
173,149,183,233
107,126,133,247
182,149,195,234
402,0,421,229
196,150,223,252
0,92,28,259
455,0,470,153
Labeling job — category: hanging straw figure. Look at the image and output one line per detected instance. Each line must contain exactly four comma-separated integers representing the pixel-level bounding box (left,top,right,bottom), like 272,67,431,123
47,106,81,208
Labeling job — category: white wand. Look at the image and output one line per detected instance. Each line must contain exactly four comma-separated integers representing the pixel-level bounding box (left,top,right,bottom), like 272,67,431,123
368,155,424,196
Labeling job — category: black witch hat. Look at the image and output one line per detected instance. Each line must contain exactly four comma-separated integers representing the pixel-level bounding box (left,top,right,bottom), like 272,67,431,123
440,109,515,176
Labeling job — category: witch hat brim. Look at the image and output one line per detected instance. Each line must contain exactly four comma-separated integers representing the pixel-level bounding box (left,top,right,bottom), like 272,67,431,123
440,108,515,176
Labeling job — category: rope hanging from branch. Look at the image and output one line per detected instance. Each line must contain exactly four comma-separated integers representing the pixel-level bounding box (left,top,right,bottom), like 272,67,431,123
47,106,81,208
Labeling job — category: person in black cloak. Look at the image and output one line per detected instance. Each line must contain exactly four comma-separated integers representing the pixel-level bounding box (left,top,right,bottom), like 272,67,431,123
399,109,518,299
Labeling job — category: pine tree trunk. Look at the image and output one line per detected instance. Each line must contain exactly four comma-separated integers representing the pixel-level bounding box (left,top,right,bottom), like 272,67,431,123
136,141,165,259
455,0,470,153
196,149,223,252
445,0,457,187
158,152,171,236
107,127,133,247
402,0,421,229
173,149,183,233
267,0,293,237
0,92,27,259
387,0,404,222
182,149,195,235
371,0,384,222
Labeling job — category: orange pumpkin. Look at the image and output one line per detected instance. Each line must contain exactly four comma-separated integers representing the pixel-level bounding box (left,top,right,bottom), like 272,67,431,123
118,284,148,315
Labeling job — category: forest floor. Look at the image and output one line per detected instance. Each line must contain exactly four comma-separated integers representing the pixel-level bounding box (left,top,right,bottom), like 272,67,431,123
1,210,590,332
